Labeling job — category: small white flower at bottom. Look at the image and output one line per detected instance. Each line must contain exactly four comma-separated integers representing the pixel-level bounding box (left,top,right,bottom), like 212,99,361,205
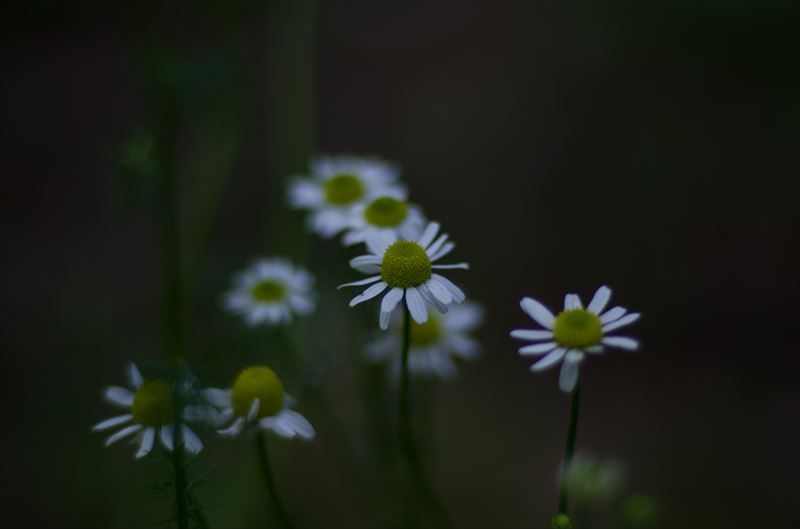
511,286,641,392
366,302,484,381
92,363,204,459
223,258,316,327
205,366,315,441
339,221,469,330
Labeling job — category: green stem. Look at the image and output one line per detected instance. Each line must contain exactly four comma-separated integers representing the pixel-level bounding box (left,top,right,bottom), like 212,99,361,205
399,304,451,529
558,381,581,515
256,431,296,529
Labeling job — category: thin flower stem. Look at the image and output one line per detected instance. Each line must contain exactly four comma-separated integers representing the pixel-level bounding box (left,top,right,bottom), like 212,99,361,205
256,431,297,529
558,380,581,515
399,304,452,529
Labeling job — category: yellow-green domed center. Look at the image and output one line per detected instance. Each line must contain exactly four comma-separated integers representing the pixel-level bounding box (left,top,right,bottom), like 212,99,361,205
251,279,286,303
410,313,442,346
131,379,173,427
381,241,432,289
364,196,409,228
231,366,285,419
324,173,364,206
553,309,603,348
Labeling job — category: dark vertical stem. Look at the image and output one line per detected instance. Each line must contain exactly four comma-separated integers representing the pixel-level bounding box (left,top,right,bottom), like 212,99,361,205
399,304,451,529
157,94,189,529
256,431,297,529
558,381,581,515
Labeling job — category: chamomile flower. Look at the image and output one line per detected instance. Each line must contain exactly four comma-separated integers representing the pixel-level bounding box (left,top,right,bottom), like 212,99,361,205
366,302,484,381
205,366,315,441
339,221,469,330
341,189,426,247
288,155,404,238
92,363,203,459
223,258,315,327
511,286,641,392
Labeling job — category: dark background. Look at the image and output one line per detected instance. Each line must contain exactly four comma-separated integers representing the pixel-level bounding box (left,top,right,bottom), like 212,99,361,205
2,1,799,528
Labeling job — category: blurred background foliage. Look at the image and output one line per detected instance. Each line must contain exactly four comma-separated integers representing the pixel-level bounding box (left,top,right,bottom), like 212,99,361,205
1,1,798,528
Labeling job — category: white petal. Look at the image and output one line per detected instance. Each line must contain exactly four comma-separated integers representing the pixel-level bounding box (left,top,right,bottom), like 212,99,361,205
431,273,465,303
104,387,134,408
601,336,639,350
444,303,483,331
520,297,555,329
432,263,469,270
427,278,452,304
519,342,558,356
429,242,455,262
586,345,604,354
219,417,245,437
381,287,404,314
405,287,428,323
600,306,627,324
510,329,554,341
587,286,612,315
365,231,396,256
265,416,297,439
127,363,144,389
418,283,448,314
338,275,382,289
182,426,203,454
280,410,316,440
602,313,641,333
160,425,174,450
202,388,232,408
379,308,392,330
558,351,584,392
105,424,141,446
135,427,156,459
418,222,440,249
349,281,388,307
530,347,566,372
424,234,449,258
564,294,583,310
349,255,382,274
247,398,261,422
448,334,480,359
92,414,133,432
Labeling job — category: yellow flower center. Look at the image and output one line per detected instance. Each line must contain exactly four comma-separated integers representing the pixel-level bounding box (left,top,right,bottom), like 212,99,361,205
381,241,432,289
250,279,286,303
410,313,442,346
324,173,365,206
553,309,603,348
231,366,285,419
364,196,409,228
131,379,173,427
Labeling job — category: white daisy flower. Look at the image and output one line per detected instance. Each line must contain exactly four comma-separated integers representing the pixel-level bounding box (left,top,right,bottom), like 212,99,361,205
339,221,470,330
92,363,204,459
223,258,315,327
340,189,426,247
511,286,641,392
366,302,484,381
287,155,404,238
205,366,315,441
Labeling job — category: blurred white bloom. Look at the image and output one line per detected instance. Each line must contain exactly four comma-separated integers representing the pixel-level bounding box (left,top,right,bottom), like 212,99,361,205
366,302,484,381
288,155,404,238
205,366,315,441
223,258,315,327
339,221,469,330
92,363,204,459
341,189,426,246
511,286,640,392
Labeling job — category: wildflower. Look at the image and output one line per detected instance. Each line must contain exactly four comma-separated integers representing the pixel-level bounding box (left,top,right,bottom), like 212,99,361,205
366,302,484,380
339,221,469,329
341,190,426,247
223,258,315,327
92,363,203,458
206,366,315,441
288,155,403,238
511,286,640,392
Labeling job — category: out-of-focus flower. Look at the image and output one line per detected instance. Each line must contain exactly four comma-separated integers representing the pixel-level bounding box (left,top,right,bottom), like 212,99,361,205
366,302,484,381
565,453,623,505
511,286,640,392
288,155,403,238
341,190,426,247
205,366,315,441
339,221,469,330
92,363,204,459
223,258,315,327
